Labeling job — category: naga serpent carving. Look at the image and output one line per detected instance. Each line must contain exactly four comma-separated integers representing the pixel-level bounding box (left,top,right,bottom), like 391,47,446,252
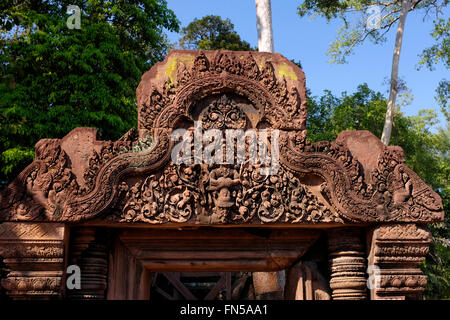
0,50,444,224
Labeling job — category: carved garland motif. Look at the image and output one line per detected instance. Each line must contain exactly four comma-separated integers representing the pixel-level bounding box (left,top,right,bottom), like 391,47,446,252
2,275,62,294
201,95,247,130
108,162,342,225
0,244,64,258
369,224,432,299
0,50,444,224
138,51,306,130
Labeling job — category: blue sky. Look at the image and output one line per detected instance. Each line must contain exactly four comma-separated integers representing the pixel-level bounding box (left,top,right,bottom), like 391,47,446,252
165,0,448,127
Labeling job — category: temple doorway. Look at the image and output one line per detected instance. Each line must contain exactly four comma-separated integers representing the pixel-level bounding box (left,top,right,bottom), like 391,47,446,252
77,227,333,300
149,272,254,300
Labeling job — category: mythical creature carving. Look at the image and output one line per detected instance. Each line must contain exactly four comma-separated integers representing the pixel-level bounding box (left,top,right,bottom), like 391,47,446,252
279,130,444,223
0,50,443,225
109,161,342,225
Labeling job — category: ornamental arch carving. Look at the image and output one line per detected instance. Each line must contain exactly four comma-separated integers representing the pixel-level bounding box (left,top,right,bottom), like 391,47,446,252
0,50,444,300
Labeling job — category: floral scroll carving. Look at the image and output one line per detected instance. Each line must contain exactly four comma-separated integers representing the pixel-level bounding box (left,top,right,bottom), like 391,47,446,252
107,161,342,225
137,50,306,131
0,50,444,225
201,95,247,130
279,130,444,223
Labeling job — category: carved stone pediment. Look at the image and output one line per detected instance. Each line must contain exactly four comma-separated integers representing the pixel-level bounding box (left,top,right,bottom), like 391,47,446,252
0,50,444,225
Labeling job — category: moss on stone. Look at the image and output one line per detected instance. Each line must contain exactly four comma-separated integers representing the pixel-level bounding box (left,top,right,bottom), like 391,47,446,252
277,62,298,81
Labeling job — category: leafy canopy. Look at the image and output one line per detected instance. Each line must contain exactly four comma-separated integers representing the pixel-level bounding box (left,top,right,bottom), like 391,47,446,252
418,17,449,71
178,15,255,51
417,17,449,123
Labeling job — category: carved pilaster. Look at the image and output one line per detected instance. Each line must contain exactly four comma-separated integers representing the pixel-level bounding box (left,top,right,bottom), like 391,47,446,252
67,228,108,300
327,228,367,300
367,223,431,300
0,222,66,299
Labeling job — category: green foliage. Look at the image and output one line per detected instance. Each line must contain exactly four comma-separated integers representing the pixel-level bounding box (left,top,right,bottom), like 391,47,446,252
179,15,254,51
307,84,450,299
0,0,180,183
418,18,449,71
418,17,449,127
298,0,355,20
423,237,450,299
421,120,450,299
436,79,449,120
307,83,391,141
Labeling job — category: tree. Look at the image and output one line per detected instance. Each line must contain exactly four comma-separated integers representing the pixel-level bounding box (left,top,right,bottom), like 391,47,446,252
255,0,274,52
307,84,450,299
380,0,411,145
298,0,448,145
0,0,179,186
178,15,254,51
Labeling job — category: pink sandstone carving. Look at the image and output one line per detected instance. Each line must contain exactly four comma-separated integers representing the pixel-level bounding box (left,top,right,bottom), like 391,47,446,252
0,50,444,300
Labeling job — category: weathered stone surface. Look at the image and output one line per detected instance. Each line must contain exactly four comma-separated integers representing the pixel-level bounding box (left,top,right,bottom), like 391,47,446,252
328,228,367,300
0,50,444,300
367,224,432,300
0,223,66,299
136,50,307,131
0,50,443,225
253,271,285,299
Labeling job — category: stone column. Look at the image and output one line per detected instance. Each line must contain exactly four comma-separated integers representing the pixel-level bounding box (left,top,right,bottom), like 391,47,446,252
67,227,108,299
367,224,431,300
0,222,66,299
327,228,367,300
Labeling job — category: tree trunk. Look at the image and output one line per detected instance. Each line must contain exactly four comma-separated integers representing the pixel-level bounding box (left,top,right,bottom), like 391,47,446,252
255,0,274,52
381,0,411,145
